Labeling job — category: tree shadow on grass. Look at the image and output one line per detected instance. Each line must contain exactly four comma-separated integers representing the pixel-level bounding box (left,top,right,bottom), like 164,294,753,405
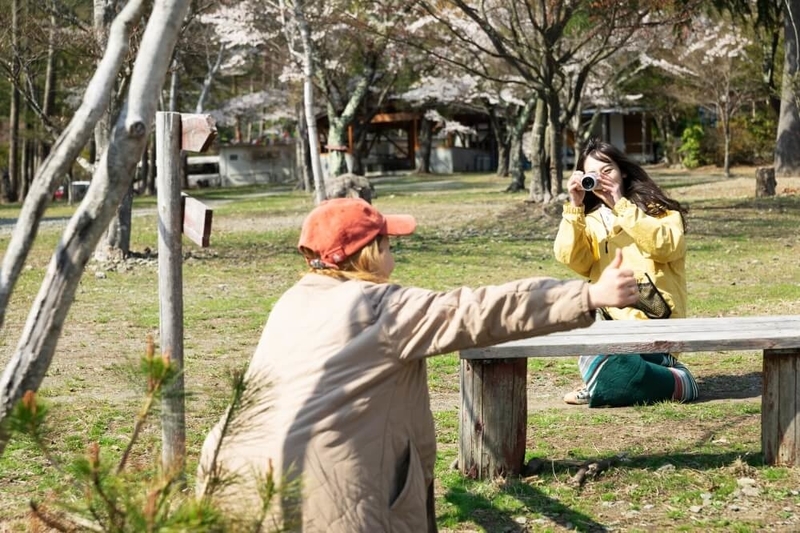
694,371,762,402
441,449,765,533
441,477,611,532
541,450,761,478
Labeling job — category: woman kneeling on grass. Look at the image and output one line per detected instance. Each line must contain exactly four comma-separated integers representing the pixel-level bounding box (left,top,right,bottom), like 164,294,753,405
197,197,639,532
555,138,699,408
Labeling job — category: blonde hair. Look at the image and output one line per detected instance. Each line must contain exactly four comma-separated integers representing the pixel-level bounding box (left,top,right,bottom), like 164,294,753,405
300,235,389,283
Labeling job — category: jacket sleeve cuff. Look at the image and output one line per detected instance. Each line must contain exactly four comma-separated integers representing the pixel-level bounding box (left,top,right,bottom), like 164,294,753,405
613,197,636,214
562,203,585,216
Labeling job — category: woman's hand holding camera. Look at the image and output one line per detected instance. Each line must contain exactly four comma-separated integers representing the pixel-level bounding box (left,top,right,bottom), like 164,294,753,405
567,171,587,207
568,170,624,209
590,173,623,208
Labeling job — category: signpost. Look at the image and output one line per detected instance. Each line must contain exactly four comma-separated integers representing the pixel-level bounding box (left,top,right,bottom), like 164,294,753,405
181,193,213,248
155,112,216,475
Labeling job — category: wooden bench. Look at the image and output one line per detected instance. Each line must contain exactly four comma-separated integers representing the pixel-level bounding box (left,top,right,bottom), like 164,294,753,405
457,315,800,480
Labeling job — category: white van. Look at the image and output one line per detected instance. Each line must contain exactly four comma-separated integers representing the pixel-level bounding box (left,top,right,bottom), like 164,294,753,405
186,155,221,188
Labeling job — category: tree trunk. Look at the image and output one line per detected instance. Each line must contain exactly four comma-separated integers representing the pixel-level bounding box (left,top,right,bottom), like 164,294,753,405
37,0,57,170
528,99,548,203
6,0,21,203
295,0,325,203
137,141,149,194
92,0,114,159
775,0,800,176
168,54,180,112
351,123,369,176
415,116,432,174
507,132,525,192
485,106,508,177
295,103,311,191
20,136,32,201
195,44,224,114
146,134,157,195
548,91,564,197
506,99,536,192
764,30,782,116
97,187,134,261
324,69,375,180
755,166,777,197
326,121,350,177
94,0,133,260
496,141,509,177
723,118,732,178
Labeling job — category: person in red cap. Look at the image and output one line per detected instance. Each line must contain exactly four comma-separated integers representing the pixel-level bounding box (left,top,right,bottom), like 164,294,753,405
198,197,640,532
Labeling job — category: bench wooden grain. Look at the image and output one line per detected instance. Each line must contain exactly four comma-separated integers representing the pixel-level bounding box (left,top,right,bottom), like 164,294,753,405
457,315,800,480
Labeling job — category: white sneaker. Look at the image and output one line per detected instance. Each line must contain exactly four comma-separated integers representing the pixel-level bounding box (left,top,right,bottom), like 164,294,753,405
563,388,590,405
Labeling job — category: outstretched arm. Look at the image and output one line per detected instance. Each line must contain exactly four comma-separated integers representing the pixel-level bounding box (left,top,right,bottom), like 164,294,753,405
382,253,637,361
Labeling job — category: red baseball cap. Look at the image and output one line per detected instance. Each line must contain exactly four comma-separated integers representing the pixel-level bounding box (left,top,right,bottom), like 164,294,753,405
298,198,416,269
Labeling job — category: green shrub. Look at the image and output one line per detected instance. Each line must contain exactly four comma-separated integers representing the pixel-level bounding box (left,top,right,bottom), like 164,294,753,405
677,123,706,169
727,112,777,165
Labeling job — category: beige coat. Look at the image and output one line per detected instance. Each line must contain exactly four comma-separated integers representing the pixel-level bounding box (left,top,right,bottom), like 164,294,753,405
197,273,593,532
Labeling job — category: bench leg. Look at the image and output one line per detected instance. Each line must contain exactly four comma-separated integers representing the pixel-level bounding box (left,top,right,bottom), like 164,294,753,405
458,358,527,479
762,348,800,465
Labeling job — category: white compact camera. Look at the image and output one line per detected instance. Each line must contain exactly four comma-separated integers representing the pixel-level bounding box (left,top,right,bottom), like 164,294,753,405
580,173,598,191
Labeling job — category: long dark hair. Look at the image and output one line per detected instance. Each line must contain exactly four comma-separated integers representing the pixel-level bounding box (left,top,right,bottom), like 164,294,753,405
577,138,688,230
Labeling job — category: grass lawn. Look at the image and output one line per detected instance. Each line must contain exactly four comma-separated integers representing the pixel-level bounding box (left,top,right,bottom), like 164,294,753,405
1,165,800,532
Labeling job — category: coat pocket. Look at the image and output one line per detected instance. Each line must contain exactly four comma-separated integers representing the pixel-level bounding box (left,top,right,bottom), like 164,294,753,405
389,441,428,527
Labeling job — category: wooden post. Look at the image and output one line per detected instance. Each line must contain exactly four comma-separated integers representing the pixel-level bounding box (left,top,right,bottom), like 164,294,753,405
155,112,216,475
762,348,800,465
458,358,528,479
156,111,186,474
755,166,777,197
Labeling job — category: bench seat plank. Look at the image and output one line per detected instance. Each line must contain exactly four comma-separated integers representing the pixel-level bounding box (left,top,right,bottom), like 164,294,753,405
461,315,800,359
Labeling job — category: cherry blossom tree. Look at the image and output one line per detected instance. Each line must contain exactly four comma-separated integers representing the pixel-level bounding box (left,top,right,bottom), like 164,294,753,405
198,1,414,198
297,2,413,180
402,12,537,189
641,16,762,176
414,0,701,202
402,74,538,188
208,89,296,142
194,0,287,125
193,1,282,115
572,22,693,167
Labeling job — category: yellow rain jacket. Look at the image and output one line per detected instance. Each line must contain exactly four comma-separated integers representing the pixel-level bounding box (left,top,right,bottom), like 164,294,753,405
554,197,687,320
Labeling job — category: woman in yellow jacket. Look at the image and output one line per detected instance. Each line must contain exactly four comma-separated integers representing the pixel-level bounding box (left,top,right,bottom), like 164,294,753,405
554,139,699,407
